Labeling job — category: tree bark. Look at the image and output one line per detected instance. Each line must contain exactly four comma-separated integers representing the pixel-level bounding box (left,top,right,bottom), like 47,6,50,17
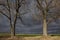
10,24,15,38
43,18,47,36
42,10,47,36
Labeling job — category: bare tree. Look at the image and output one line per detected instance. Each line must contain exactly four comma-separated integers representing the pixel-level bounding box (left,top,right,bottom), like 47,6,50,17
35,0,57,36
0,0,26,38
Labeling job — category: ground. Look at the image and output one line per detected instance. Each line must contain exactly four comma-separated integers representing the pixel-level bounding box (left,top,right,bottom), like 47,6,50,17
0,36,60,40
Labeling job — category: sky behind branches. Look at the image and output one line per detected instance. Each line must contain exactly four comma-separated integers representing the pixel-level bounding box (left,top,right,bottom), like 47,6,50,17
0,0,60,34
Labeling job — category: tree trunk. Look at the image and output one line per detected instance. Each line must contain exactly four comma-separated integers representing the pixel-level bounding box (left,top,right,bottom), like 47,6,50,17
10,24,15,38
43,18,47,36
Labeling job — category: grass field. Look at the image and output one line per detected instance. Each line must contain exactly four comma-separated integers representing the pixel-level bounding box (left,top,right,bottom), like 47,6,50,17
0,33,60,40
0,33,60,36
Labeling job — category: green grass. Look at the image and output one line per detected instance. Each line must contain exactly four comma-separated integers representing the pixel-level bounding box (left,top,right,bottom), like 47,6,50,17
0,33,42,37
0,33,60,37
0,33,10,37
16,34,42,37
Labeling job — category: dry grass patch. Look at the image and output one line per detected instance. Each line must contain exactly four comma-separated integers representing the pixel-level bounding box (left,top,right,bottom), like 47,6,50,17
0,36,60,40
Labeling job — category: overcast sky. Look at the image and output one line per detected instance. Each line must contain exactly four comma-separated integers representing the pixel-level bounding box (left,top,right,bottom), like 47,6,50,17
0,0,60,34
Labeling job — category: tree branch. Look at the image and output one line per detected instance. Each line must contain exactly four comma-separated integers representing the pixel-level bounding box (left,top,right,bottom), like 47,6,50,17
13,0,19,27
47,0,54,8
36,0,43,10
0,11,11,20
0,4,9,11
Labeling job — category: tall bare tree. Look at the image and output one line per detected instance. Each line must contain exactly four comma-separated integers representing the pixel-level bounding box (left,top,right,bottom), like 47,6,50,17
0,0,26,38
36,0,57,36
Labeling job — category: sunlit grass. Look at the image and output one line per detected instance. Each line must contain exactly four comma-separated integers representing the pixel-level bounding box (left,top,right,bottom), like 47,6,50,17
0,33,60,40
0,33,60,37
16,34,42,37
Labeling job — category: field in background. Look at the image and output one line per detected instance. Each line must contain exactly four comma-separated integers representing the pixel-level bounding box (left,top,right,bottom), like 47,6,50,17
0,33,60,36
0,33,60,40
